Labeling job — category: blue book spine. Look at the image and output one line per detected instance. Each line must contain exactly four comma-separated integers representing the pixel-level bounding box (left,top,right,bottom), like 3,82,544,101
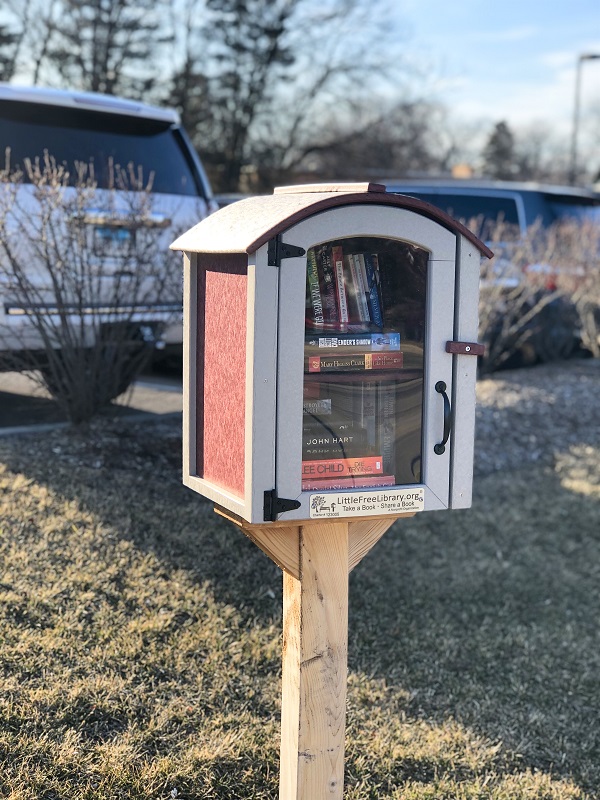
364,253,384,328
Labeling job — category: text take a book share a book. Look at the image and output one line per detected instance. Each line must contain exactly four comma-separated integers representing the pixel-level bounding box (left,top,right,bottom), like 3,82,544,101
303,237,428,492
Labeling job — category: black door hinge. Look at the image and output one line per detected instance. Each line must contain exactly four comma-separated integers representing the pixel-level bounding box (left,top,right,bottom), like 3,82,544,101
264,489,301,522
267,234,306,267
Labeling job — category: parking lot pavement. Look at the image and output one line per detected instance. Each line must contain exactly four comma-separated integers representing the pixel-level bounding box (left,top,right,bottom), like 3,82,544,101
0,369,183,431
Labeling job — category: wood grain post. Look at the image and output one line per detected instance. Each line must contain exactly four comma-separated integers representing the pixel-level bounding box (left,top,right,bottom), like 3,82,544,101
280,521,349,800
215,507,413,798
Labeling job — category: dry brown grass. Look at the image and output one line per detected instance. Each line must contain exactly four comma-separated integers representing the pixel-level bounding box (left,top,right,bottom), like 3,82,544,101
0,366,599,798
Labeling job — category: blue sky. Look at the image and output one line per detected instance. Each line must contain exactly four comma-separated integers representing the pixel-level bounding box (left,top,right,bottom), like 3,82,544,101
395,0,600,135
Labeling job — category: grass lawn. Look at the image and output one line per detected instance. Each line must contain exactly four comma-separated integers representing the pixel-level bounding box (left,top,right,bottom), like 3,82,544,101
0,381,599,799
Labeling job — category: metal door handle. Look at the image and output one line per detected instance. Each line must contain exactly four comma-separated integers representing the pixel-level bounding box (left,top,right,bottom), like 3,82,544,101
434,381,451,455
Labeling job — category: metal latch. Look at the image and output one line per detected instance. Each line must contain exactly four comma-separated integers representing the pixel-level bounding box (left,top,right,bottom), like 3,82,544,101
446,340,485,356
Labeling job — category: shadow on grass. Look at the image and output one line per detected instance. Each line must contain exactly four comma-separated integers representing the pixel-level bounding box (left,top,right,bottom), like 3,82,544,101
1,419,599,795
348,465,600,793
0,389,68,428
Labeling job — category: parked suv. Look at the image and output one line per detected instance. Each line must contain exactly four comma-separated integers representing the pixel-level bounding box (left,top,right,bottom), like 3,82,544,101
0,84,217,377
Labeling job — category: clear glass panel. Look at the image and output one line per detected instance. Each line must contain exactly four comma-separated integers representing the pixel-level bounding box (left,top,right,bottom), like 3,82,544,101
302,236,428,490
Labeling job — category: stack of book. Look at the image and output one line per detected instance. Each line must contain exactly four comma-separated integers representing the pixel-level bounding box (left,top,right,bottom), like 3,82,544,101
306,244,384,329
301,379,397,491
302,242,404,492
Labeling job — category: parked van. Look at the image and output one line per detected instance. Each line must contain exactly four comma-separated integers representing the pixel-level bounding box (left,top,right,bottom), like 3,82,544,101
0,84,217,376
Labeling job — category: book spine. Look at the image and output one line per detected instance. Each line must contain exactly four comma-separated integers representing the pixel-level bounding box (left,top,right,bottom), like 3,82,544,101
307,352,404,372
343,254,362,323
302,455,384,478
331,246,349,324
303,422,367,458
303,440,365,459
302,475,396,491
378,382,396,477
361,381,377,449
307,249,324,325
352,253,371,322
364,253,384,328
304,333,401,351
303,397,332,416
318,246,338,324
376,252,394,328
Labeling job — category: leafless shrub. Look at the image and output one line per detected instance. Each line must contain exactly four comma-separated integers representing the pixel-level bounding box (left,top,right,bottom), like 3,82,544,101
0,150,181,423
476,218,596,373
548,219,600,359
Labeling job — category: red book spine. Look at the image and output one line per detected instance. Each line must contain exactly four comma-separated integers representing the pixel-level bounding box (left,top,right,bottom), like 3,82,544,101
307,352,404,372
302,455,383,478
302,475,395,490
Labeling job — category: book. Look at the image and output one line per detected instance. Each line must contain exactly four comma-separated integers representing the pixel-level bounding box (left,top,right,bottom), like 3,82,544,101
352,253,371,322
307,352,404,373
377,381,396,476
306,248,324,325
303,434,368,459
360,381,377,449
317,246,338,325
303,414,357,432
331,245,349,324
363,253,384,328
342,254,362,323
302,455,384,478
302,475,396,491
303,416,368,457
303,397,332,416
305,332,400,352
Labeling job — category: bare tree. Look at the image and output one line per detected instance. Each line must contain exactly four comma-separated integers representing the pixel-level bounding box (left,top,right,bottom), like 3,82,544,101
167,0,302,190
286,100,454,184
1,0,171,97
0,0,69,85
167,0,421,191
0,153,181,423
45,0,172,96
0,22,19,81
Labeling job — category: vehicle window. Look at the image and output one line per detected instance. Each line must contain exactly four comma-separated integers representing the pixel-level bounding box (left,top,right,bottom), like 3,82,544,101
404,192,520,236
545,196,600,223
0,100,201,197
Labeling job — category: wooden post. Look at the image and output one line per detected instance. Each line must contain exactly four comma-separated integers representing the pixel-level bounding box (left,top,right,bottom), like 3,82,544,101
280,522,349,800
213,506,414,799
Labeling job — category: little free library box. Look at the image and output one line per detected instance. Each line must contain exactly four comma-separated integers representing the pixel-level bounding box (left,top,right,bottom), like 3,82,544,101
171,182,491,526
171,182,491,800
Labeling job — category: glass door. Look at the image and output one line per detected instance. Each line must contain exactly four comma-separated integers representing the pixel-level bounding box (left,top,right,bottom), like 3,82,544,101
301,236,427,491
272,203,456,519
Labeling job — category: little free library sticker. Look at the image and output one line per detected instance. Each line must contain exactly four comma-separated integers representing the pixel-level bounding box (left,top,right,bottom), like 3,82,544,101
309,487,425,518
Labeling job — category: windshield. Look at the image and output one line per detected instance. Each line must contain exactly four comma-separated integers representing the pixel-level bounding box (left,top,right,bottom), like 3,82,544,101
0,100,202,196
400,191,521,241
